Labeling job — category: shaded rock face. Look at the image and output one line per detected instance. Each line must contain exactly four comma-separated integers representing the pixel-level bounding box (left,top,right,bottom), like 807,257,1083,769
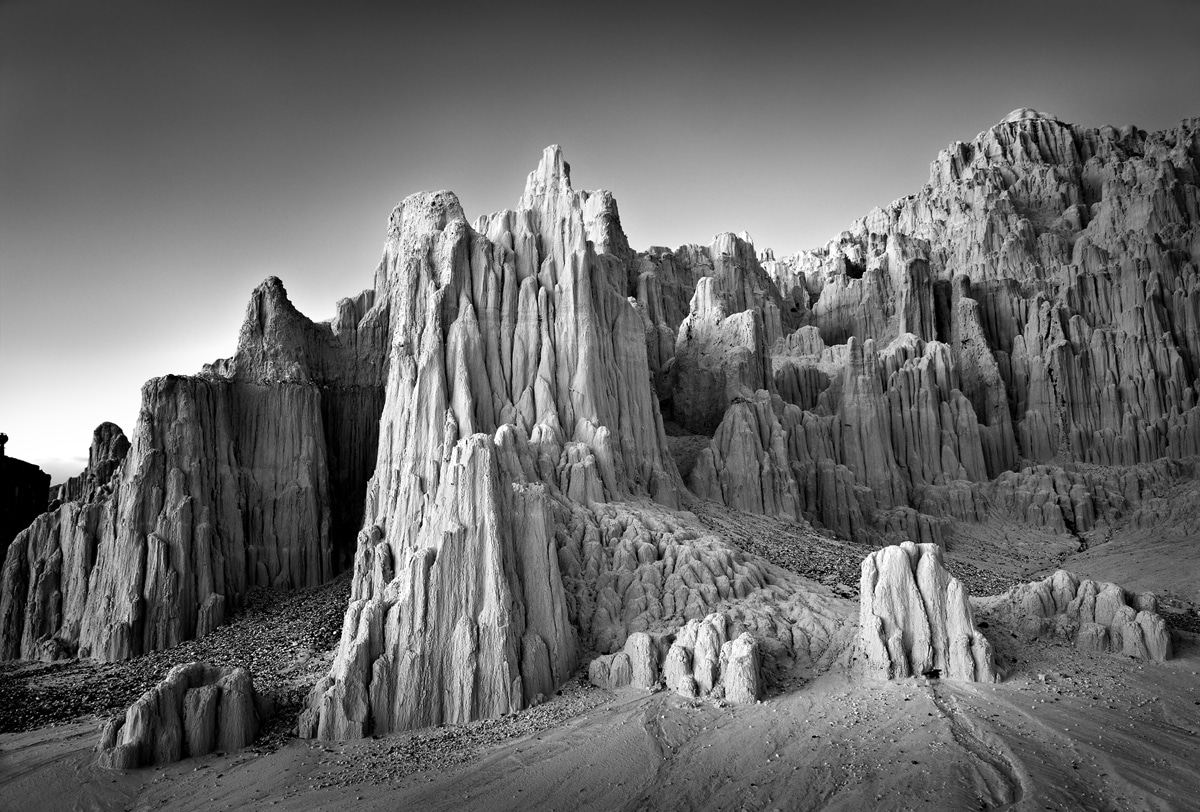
979,570,1172,661
696,113,1200,547
96,662,259,769
0,434,51,572
1,278,388,662
859,542,996,682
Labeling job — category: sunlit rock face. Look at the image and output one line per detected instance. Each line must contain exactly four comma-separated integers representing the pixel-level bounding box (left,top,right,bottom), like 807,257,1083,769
1,274,389,662
859,542,996,682
978,570,1172,661
299,149,856,738
301,148,692,737
0,434,51,572
698,112,1200,544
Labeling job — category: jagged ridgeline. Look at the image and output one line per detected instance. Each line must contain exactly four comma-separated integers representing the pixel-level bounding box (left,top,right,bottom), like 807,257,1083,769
1,113,1198,733
682,110,1200,543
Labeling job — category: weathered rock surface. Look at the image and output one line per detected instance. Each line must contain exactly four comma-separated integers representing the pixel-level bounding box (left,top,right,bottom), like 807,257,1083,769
300,148,691,738
300,149,856,738
11,113,1195,751
859,542,996,682
695,112,1200,552
977,570,1173,661
588,630,664,691
637,233,792,435
96,662,259,769
634,232,792,409
1,278,388,661
661,612,762,702
51,422,130,506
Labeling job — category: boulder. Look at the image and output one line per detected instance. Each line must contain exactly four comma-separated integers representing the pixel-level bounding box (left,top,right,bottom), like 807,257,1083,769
96,663,259,769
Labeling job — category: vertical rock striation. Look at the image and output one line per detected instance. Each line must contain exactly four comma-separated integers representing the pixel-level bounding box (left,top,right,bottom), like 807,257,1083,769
589,612,763,705
1,276,388,661
695,112,1200,549
96,662,259,769
859,542,996,682
978,570,1172,661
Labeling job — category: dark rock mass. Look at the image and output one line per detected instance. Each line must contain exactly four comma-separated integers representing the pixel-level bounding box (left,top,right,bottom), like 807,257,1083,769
695,113,1200,545
0,433,51,570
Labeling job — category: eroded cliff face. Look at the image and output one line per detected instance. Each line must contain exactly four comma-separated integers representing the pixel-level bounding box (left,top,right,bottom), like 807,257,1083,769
301,149,771,737
634,232,792,435
699,111,1200,546
0,278,388,661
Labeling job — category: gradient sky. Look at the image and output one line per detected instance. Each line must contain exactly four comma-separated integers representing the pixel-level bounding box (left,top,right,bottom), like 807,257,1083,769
3,0,1199,482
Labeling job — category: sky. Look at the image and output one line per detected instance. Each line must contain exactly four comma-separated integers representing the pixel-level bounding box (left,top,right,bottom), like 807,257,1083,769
2,0,1199,482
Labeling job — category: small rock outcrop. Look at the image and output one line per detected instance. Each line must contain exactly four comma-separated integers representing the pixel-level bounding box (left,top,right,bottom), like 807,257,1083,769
1,278,388,662
859,542,996,682
663,613,762,703
589,613,763,704
979,570,1172,661
96,662,259,769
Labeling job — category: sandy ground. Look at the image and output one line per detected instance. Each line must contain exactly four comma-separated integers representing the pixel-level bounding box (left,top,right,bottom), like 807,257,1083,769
5,627,1197,812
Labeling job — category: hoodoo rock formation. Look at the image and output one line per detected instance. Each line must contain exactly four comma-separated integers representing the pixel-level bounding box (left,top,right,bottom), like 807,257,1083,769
96,662,260,769
859,542,996,682
299,148,828,737
979,570,1173,661
51,423,130,507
